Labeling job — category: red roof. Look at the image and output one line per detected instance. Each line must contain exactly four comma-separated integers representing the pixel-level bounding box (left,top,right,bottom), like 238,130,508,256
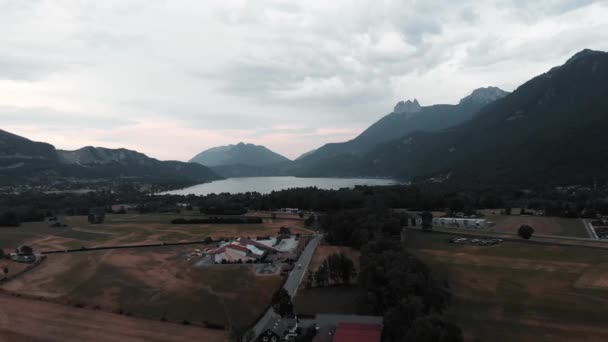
333,323,381,342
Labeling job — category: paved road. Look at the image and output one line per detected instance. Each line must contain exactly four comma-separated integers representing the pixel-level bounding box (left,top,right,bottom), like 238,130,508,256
250,234,322,340
583,219,600,240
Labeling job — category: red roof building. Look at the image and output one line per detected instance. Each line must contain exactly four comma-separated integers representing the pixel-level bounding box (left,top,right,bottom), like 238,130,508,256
333,323,382,342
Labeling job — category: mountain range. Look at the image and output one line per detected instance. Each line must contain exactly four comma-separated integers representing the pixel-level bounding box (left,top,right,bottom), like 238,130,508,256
0,131,221,187
295,49,608,188
289,86,510,176
190,142,291,177
3,49,607,190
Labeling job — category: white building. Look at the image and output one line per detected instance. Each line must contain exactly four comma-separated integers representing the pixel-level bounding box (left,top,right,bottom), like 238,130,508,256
433,217,492,229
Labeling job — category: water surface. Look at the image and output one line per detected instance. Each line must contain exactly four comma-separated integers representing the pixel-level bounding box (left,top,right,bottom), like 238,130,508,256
163,176,398,195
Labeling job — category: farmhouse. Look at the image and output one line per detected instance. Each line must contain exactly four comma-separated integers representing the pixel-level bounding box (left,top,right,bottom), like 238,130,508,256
433,217,492,229
207,238,279,263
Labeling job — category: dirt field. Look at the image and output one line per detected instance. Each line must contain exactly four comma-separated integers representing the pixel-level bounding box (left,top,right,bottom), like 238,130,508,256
0,294,226,342
1,246,283,332
404,230,608,342
0,213,314,252
487,215,588,238
309,244,361,274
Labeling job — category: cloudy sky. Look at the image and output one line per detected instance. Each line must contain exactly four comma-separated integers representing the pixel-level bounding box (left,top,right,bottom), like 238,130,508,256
2,0,607,160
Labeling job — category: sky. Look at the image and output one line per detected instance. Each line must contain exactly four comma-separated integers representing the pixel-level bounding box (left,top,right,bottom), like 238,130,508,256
1,0,608,161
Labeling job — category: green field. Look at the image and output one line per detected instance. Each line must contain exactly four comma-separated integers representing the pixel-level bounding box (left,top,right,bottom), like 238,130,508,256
404,230,608,342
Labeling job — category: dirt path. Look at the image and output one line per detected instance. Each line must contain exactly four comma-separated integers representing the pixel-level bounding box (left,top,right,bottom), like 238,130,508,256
0,294,227,342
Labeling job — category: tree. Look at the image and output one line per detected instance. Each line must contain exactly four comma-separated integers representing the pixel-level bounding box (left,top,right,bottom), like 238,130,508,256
405,315,463,342
271,213,277,220
0,249,4,259
3,267,8,279
314,262,329,287
421,212,433,231
518,225,534,239
271,288,293,317
298,212,304,218
0,211,20,227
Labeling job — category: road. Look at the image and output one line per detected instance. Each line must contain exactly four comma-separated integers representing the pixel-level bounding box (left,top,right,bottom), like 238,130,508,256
250,234,322,340
583,219,600,240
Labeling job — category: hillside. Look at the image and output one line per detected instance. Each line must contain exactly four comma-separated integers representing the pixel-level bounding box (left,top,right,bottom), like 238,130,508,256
0,131,221,186
292,87,509,175
190,142,291,177
358,49,608,188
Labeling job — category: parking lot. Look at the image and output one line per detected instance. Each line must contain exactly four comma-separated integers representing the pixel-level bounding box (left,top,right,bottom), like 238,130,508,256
449,237,503,246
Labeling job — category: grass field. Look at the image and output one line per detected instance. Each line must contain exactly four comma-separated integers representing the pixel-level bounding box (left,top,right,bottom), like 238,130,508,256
0,294,227,342
486,215,589,238
0,213,314,252
1,246,283,332
404,230,608,342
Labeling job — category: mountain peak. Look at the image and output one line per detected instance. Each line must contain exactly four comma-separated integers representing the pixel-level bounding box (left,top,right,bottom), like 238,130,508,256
565,49,604,65
459,86,509,106
190,143,290,167
393,99,422,114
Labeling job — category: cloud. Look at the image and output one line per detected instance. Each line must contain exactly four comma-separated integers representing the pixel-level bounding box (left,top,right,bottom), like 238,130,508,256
1,0,607,160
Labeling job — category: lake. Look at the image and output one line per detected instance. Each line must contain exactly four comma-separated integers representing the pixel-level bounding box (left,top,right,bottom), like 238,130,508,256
163,176,399,195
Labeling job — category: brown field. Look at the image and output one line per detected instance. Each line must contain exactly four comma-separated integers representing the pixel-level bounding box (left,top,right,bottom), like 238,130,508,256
0,294,226,342
1,246,283,331
309,244,361,274
0,260,30,280
0,213,314,252
487,215,589,238
405,230,608,342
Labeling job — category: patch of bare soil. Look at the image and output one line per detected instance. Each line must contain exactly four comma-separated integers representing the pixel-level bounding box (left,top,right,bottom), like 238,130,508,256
575,263,608,290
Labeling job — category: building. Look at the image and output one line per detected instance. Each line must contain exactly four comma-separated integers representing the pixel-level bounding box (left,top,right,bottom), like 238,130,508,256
433,217,492,229
274,208,300,215
206,238,278,263
333,323,381,342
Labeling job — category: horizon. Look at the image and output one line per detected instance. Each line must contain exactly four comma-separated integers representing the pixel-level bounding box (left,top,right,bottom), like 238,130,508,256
2,1,608,161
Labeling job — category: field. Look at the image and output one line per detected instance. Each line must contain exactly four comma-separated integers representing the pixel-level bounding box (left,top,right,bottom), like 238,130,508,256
1,245,282,332
404,230,608,342
0,293,226,342
486,215,589,238
0,213,314,252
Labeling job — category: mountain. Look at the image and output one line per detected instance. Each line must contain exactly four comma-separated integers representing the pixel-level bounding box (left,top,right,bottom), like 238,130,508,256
292,87,509,175
0,131,221,186
355,49,608,188
190,142,291,177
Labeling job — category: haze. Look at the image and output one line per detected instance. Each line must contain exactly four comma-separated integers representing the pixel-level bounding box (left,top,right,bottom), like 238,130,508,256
1,0,607,160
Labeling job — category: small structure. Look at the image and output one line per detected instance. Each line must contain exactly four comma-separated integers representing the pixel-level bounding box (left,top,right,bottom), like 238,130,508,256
88,207,106,224
11,245,36,264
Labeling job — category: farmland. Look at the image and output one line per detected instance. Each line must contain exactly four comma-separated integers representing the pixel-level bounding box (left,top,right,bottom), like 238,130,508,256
0,212,310,336
0,213,313,251
404,229,608,342
1,246,283,332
